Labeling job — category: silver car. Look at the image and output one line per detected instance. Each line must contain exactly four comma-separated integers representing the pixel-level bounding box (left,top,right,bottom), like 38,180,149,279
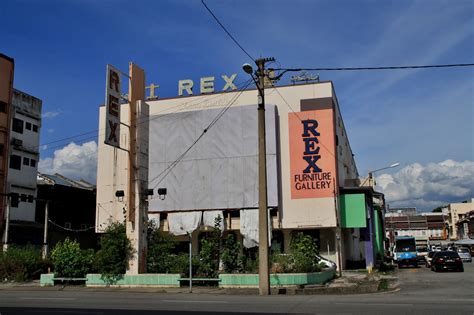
457,247,472,262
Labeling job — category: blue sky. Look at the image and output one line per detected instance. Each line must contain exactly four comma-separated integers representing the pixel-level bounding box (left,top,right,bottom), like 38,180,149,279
1,0,473,211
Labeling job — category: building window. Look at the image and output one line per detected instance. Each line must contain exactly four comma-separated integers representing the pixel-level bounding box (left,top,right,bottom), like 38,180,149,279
64,222,72,229
0,143,4,156
30,159,36,167
20,194,27,202
23,157,30,166
12,118,23,134
32,124,38,132
25,122,32,130
0,101,6,112
27,195,34,203
9,154,21,170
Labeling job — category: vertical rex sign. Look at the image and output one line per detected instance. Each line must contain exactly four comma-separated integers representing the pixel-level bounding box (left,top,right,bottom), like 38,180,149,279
105,65,121,148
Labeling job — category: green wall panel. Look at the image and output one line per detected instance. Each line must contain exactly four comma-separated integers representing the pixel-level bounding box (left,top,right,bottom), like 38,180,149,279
340,194,367,228
374,210,384,258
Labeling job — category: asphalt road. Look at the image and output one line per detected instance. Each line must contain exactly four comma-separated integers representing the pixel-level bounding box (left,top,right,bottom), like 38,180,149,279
0,263,473,315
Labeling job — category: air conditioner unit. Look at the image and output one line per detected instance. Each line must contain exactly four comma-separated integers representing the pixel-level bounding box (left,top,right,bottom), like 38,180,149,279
11,138,23,147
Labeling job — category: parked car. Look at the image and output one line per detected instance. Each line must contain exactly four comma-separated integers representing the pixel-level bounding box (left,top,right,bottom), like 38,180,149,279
416,246,428,263
431,251,464,272
425,251,436,268
457,247,472,263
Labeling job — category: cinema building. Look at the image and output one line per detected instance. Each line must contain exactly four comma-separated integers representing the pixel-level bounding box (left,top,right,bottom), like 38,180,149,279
96,78,385,270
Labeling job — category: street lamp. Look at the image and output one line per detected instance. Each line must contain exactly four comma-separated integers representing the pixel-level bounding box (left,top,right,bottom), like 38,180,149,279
365,163,400,187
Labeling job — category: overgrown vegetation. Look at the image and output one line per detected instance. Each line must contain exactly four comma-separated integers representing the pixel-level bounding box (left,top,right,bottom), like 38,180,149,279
0,219,329,282
290,232,321,273
197,216,222,277
95,222,133,283
51,238,94,278
0,246,49,282
221,234,241,273
147,221,177,273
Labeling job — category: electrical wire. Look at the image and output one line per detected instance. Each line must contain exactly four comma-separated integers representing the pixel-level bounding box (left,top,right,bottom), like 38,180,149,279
271,63,474,72
201,0,255,62
48,218,95,232
269,81,355,174
38,80,254,153
150,79,253,190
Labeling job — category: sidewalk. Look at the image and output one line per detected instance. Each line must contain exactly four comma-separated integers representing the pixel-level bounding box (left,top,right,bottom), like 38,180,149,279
0,273,398,295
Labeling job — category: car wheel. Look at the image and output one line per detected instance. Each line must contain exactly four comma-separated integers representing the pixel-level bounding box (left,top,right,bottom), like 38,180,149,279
459,267,464,272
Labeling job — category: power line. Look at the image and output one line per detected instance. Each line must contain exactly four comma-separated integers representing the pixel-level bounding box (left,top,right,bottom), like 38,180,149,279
201,0,255,62
48,218,94,232
269,81,355,174
271,63,474,72
38,80,254,153
150,80,253,190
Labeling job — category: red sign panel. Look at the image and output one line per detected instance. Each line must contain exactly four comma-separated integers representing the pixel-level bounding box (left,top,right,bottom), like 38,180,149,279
288,109,337,199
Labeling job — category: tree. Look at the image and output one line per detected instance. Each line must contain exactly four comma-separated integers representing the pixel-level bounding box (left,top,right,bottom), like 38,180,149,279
198,215,222,277
95,222,133,284
147,220,176,273
432,206,444,213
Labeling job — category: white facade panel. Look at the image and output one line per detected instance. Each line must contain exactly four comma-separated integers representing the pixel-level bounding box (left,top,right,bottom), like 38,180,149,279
148,105,278,211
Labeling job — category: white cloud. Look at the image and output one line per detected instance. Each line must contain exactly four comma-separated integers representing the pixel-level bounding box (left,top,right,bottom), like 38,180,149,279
39,141,97,183
42,111,60,119
376,160,474,211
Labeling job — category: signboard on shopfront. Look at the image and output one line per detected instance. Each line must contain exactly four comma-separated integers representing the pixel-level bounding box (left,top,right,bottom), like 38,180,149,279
288,108,337,199
104,65,121,148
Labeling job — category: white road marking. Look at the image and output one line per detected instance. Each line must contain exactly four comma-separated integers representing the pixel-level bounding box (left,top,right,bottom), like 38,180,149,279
162,299,228,304
334,302,413,307
18,297,76,301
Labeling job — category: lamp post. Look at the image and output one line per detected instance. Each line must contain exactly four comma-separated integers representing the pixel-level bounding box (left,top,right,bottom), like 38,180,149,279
366,163,400,187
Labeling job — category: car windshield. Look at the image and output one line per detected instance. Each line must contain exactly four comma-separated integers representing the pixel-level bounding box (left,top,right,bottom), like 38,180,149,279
458,248,469,253
436,251,459,258
417,247,428,252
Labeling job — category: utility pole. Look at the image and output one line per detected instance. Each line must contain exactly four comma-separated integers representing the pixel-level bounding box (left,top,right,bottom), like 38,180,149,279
256,57,272,296
42,201,49,259
2,195,10,251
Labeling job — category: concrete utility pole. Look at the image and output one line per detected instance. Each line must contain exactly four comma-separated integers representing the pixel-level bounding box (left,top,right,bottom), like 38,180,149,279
42,201,49,259
2,196,10,251
256,57,272,296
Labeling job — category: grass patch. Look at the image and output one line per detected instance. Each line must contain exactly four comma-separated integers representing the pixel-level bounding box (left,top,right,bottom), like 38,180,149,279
377,279,389,291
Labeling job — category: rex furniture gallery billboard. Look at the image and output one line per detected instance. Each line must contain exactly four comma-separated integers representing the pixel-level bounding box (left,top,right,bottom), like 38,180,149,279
288,105,337,200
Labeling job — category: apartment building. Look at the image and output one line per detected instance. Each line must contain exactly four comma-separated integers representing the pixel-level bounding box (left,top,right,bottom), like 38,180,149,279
8,89,42,222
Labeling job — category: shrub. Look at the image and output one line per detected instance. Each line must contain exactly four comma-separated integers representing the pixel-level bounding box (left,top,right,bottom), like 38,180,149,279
0,246,48,282
240,252,259,274
147,221,177,273
270,253,293,273
95,222,133,284
51,239,94,278
198,216,222,277
290,233,321,273
221,234,241,273
167,254,201,276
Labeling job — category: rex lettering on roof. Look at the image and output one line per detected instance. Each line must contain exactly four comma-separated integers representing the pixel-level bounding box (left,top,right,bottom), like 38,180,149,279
288,107,337,199
105,65,121,148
